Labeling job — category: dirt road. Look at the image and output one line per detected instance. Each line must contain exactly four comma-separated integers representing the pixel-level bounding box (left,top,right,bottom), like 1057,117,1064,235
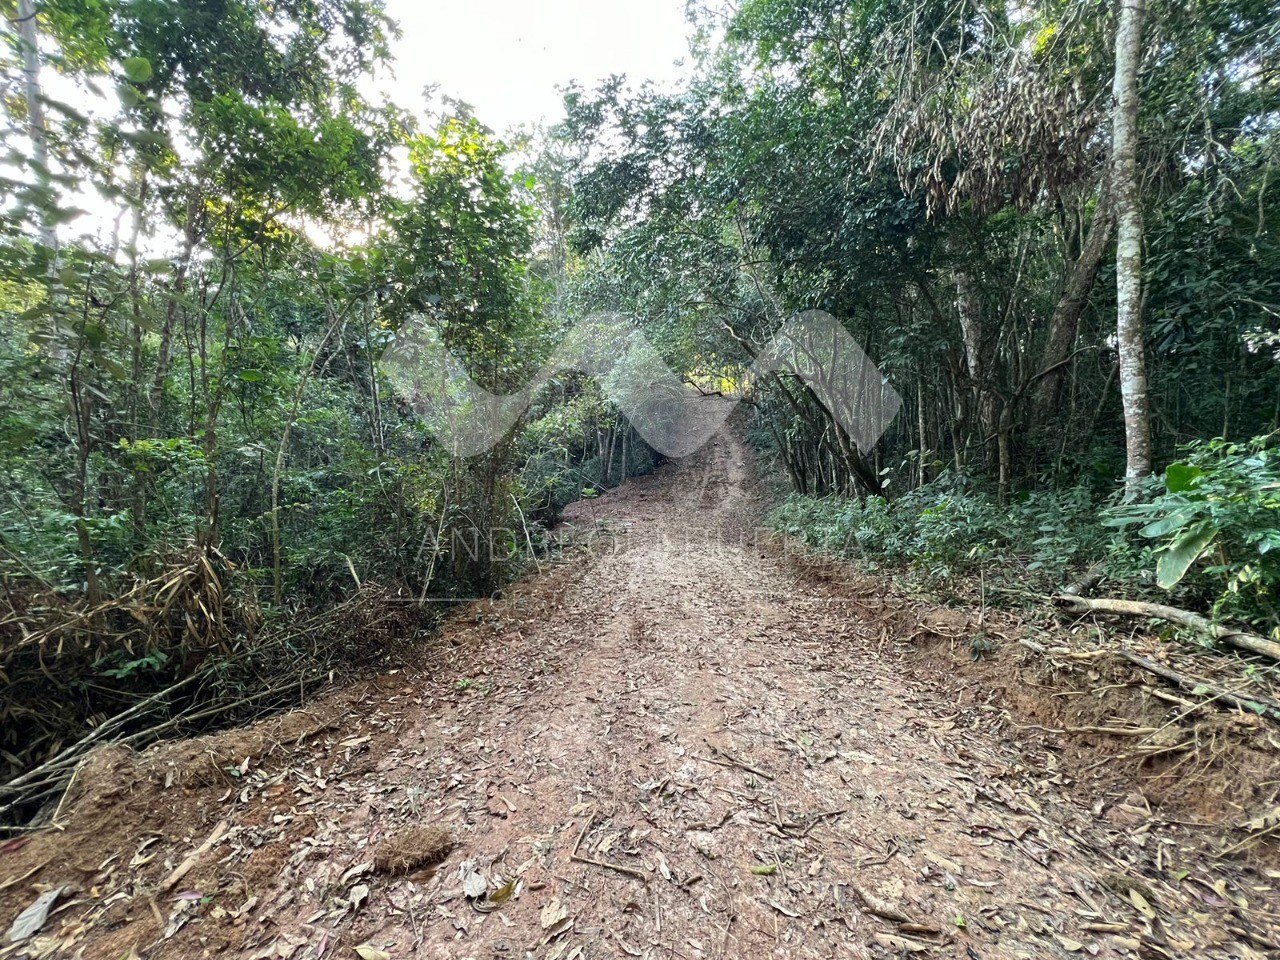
3,429,1277,959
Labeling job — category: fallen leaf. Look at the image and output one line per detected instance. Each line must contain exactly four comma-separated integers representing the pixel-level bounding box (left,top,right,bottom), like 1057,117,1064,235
924,849,963,874
354,946,390,960
488,877,518,905
6,886,65,943
540,896,568,930
615,936,644,956
461,870,487,900
541,917,574,943
1239,807,1280,833
1129,889,1156,920
874,933,928,953
764,899,800,918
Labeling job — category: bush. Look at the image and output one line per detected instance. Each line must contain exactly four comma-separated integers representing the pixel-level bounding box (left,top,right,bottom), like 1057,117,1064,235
1104,436,1280,637
770,435,1280,639
769,480,1136,588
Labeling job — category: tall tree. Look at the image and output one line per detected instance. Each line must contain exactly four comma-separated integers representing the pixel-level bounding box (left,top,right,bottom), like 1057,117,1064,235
14,0,54,256
1112,0,1152,496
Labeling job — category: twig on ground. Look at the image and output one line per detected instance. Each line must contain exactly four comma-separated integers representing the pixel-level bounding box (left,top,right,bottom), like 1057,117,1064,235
688,808,733,831
696,745,775,781
0,858,51,892
848,883,910,923
570,805,648,881
157,819,231,893
1118,651,1280,721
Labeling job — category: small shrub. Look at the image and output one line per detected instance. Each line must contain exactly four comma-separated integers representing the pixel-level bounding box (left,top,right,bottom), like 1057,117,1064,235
1104,436,1280,636
769,480,1134,590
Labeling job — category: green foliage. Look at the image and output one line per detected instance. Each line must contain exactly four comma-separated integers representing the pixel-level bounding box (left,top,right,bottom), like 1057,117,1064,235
770,433,1280,637
0,0,661,802
0,0,1276,803
518,383,658,521
1105,438,1280,633
769,481,1133,587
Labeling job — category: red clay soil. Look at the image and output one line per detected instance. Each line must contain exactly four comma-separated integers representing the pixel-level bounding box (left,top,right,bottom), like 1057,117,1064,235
1,429,1278,959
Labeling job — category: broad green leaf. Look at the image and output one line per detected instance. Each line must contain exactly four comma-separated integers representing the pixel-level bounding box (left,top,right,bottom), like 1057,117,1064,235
1140,504,1201,539
1156,521,1219,589
1165,462,1204,494
122,57,153,83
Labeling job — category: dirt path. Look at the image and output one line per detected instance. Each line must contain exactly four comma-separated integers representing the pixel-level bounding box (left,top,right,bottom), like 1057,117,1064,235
3,428,1277,959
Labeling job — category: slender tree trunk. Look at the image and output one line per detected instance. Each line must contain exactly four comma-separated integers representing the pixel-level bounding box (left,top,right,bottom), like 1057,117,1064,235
271,307,347,604
917,376,929,488
149,226,197,425
1112,0,1152,497
17,0,54,256
605,426,617,485
125,167,149,546
997,401,1014,501
1033,189,1114,421
17,0,67,361
67,338,99,604
954,271,998,469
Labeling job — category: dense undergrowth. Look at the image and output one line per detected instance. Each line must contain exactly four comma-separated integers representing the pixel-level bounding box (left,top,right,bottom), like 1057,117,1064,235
768,433,1280,642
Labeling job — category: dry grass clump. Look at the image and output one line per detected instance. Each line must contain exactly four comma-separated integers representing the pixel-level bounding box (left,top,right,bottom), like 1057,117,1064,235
373,824,455,875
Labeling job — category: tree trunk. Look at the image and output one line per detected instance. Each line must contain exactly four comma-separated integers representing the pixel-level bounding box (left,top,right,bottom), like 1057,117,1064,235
271,307,347,604
1056,594,1280,661
17,0,67,361
954,270,998,470
1112,0,1152,497
149,227,196,425
916,376,930,488
17,0,54,257
1033,189,1114,421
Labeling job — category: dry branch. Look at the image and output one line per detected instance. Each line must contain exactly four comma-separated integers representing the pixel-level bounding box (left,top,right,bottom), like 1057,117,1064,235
570,805,649,881
1115,652,1280,721
0,675,199,798
157,818,230,892
1055,594,1280,662
1060,563,1105,599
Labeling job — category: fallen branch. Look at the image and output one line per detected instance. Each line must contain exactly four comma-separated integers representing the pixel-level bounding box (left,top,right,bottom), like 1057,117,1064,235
571,853,650,880
1065,726,1159,736
696,745,775,781
1055,594,1280,662
848,884,909,923
157,819,230,893
1061,563,1105,598
1118,652,1280,722
0,674,200,798
0,859,51,892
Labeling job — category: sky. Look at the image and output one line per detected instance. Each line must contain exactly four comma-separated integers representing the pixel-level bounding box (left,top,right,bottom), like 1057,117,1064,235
376,0,698,134
28,0,701,248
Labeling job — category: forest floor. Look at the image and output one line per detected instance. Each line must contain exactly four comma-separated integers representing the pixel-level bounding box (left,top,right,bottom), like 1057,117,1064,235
2,426,1279,960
